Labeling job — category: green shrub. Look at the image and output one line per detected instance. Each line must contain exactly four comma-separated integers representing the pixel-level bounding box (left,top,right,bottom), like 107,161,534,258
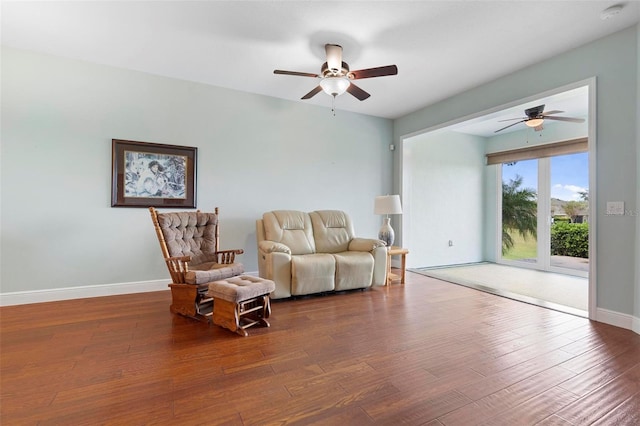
550,222,589,258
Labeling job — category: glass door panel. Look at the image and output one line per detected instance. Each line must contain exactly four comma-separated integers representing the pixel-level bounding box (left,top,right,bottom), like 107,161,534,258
549,153,589,273
501,160,538,264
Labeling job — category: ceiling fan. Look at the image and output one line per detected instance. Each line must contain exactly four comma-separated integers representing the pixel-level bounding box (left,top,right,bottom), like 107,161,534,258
274,44,398,101
494,104,585,133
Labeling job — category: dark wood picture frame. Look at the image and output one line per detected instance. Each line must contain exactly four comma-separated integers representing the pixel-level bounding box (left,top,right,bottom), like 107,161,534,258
111,139,197,208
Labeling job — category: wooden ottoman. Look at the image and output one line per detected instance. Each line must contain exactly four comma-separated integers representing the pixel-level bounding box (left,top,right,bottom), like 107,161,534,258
207,275,275,336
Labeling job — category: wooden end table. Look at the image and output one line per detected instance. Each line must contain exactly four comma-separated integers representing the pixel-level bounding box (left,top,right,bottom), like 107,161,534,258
386,246,409,286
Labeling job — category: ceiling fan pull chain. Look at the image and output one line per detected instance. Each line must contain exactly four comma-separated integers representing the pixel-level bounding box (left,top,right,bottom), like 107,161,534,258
332,95,336,116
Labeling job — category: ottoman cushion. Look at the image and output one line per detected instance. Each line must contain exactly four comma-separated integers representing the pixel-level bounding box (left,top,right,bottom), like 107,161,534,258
207,275,275,303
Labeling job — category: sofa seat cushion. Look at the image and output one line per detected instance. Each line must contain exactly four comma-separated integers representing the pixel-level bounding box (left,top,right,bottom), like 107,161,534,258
291,254,335,295
333,251,374,291
184,262,245,285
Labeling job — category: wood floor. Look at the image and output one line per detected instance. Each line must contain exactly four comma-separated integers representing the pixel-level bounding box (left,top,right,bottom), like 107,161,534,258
2,271,639,425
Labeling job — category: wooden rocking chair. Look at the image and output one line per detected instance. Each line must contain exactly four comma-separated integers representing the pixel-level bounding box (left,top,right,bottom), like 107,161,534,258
149,207,244,322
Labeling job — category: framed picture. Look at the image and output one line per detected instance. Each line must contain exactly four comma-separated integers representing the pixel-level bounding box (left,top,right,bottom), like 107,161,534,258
111,139,197,208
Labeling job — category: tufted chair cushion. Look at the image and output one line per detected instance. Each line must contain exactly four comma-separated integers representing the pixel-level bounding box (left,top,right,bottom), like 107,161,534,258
184,263,245,285
157,211,244,282
157,211,219,265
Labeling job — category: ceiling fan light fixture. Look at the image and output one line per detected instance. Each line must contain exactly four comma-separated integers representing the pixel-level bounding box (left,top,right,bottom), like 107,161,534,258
320,76,350,97
525,118,544,128
325,44,343,73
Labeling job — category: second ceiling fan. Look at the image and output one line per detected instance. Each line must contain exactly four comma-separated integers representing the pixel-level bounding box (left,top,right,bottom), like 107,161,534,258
274,44,398,101
495,104,585,133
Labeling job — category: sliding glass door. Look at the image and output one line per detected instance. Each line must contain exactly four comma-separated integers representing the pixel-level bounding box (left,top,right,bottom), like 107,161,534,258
500,152,589,277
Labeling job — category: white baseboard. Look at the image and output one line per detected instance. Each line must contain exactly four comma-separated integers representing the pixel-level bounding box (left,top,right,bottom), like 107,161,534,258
596,307,640,335
0,279,169,306
0,271,261,307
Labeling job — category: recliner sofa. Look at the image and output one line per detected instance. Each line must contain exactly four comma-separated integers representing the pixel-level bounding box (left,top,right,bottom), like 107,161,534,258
256,210,387,299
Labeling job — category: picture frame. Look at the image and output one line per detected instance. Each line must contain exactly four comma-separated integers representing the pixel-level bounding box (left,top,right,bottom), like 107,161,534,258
111,139,197,208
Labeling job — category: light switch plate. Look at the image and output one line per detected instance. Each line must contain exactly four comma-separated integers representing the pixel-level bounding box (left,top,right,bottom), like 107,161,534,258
606,201,625,215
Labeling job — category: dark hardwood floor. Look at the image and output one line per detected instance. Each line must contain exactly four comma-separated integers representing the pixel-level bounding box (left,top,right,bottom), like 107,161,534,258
2,271,639,425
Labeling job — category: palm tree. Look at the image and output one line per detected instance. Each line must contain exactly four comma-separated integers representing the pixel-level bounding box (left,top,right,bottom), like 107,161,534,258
502,175,537,253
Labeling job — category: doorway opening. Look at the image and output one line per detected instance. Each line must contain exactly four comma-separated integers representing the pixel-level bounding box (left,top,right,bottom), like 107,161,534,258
401,80,595,318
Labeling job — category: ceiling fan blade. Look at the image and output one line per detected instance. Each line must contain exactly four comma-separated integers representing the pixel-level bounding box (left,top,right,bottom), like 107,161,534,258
541,110,564,116
346,83,371,101
544,116,585,123
301,85,323,100
498,117,526,122
274,70,320,78
494,120,525,133
325,44,343,73
349,65,398,80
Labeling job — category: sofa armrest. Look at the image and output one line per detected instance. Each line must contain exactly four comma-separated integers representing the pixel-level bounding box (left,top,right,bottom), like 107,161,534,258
257,240,292,299
349,238,386,252
258,240,292,255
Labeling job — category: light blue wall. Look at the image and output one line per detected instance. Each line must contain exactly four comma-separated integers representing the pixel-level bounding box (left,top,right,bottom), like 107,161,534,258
394,26,638,317
403,130,485,268
0,47,393,294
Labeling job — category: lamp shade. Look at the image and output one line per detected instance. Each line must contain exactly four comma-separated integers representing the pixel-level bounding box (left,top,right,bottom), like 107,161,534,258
525,118,544,128
320,76,350,97
374,195,403,215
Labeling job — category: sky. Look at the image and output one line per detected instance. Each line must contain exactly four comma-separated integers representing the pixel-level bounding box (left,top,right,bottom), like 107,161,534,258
502,152,589,202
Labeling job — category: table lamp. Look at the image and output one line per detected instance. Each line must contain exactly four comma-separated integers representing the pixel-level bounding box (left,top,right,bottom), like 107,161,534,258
374,195,403,247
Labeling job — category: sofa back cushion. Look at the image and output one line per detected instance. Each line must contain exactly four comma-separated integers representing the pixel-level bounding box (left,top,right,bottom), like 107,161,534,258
310,210,355,253
262,210,316,255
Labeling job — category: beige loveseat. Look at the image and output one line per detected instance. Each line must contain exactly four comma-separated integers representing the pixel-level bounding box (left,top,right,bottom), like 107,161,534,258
256,210,387,299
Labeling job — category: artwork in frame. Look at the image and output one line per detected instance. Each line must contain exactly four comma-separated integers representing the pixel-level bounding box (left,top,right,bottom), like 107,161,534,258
111,139,197,208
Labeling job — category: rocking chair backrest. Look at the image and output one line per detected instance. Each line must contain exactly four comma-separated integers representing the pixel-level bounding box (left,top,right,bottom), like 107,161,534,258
149,207,220,266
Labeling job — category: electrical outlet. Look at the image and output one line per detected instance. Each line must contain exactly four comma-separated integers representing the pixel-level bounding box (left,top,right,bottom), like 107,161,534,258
606,201,625,215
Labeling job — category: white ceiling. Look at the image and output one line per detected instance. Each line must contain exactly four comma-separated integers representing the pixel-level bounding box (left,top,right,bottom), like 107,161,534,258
2,1,638,122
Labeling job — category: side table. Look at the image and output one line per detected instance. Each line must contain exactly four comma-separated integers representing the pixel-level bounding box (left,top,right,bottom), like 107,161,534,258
386,246,409,285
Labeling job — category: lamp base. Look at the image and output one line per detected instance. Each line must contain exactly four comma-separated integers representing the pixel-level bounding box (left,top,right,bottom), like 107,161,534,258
378,217,395,247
